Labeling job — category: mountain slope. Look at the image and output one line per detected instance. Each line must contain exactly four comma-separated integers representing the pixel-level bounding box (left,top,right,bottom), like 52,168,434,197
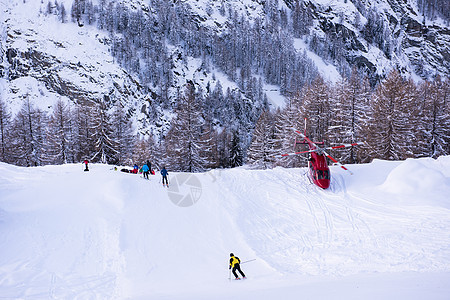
0,0,161,133
1,0,448,138
1,157,450,299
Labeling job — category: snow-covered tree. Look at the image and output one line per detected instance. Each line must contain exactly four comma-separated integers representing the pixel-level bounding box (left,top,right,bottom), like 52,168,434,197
60,3,67,23
229,129,244,168
165,81,211,172
11,96,48,166
329,69,370,164
46,1,53,15
111,104,134,165
273,93,305,168
364,70,415,160
75,102,96,162
0,98,12,163
132,135,160,169
247,110,275,169
417,76,450,158
300,75,331,142
91,101,118,164
47,99,72,164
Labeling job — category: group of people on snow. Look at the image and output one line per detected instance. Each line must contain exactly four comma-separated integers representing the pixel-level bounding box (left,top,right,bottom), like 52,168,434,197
120,163,168,187
81,160,168,186
114,161,169,187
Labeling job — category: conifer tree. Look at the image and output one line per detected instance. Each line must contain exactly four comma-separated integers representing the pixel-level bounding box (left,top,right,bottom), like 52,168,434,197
165,81,211,172
211,128,226,168
247,110,275,169
85,0,95,25
60,3,67,23
132,135,160,168
364,70,414,160
274,94,305,168
0,98,12,163
47,99,72,164
111,104,134,165
229,129,243,168
11,97,48,166
418,76,450,158
65,101,78,163
402,77,421,156
71,0,81,23
300,75,331,142
132,136,148,167
330,69,370,164
75,102,96,162
46,1,53,15
91,101,118,164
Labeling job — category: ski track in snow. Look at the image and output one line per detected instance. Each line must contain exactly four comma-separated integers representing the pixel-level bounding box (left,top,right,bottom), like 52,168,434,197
1,158,450,299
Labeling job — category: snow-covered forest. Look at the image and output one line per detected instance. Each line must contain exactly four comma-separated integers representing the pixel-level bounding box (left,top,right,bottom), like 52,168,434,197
0,0,449,171
1,69,448,171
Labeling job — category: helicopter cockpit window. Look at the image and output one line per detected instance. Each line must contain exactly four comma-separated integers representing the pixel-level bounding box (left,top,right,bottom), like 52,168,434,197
316,170,330,180
318,170,323,179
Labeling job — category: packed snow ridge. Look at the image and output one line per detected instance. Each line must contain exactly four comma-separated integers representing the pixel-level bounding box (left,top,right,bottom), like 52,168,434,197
1,156,450,299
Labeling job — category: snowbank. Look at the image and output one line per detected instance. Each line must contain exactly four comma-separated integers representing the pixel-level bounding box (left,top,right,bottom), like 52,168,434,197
381,157,450,208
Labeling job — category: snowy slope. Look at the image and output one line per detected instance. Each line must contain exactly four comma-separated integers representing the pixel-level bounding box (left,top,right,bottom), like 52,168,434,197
1,157,450,299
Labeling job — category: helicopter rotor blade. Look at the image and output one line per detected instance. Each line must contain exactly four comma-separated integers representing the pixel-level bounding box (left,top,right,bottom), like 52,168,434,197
323,150,353,175
292,129,320,149
273,149,316,158
326,141,365,150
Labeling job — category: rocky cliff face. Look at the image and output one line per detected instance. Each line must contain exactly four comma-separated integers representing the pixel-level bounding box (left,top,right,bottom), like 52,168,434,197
5,27,148,104
303,0,448,81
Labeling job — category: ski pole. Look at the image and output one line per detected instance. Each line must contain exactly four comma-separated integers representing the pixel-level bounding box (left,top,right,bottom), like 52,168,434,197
240,259,256,264
228,269,231,281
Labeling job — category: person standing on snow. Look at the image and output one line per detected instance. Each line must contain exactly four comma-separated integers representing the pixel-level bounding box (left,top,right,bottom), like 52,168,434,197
83,159,89,171
146,160,152,173
229,253,246,280
142,163,150,179
160,166,169,187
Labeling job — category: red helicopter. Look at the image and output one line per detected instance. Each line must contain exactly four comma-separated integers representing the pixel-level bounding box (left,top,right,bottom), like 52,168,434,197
274,121,364,189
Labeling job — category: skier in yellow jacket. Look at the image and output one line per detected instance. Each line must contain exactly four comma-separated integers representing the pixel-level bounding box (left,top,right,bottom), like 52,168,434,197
229,253,246,280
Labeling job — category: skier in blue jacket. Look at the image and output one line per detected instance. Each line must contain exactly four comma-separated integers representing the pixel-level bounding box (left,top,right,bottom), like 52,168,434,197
161,167,169,187
142,163,150,179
